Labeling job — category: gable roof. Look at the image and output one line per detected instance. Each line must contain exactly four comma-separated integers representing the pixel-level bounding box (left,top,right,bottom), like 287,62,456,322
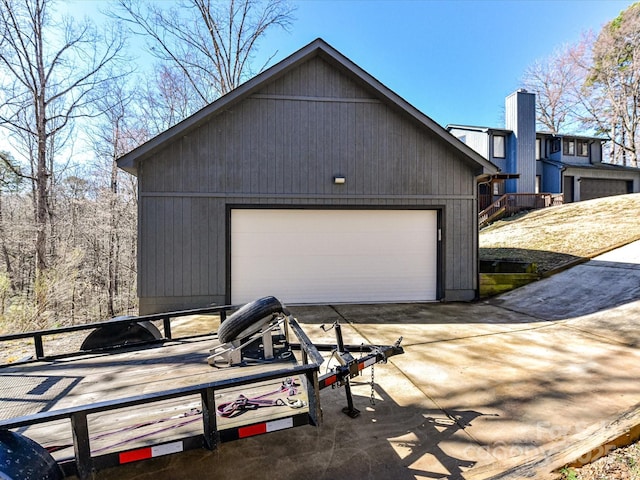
117,38,497,176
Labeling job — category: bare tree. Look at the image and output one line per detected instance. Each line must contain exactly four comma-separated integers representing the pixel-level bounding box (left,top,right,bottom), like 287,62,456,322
115,0,295,114
522,2,640,168
134,65,202,137
522,41,590,134
0,152,22,294
584,3,640,167
0,0,126,302
87,78,141,317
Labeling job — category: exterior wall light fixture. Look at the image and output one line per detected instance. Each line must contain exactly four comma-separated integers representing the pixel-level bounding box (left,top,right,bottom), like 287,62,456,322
334,175,346,184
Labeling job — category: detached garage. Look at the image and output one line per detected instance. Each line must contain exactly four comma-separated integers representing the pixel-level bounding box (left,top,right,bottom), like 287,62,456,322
117,39,497,314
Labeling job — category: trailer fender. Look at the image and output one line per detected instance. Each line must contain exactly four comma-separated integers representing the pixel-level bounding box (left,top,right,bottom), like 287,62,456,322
218,296,285,344
80,316,162,351
0,430,62,480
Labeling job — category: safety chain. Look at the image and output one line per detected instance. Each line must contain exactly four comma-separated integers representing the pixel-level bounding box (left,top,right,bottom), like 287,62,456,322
358,343,376,406
370,364,375,405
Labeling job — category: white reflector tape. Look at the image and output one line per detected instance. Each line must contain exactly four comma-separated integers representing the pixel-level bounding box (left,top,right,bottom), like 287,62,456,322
364,357,377,368
266,417,293,433
120,441,184,464
151,441,183,457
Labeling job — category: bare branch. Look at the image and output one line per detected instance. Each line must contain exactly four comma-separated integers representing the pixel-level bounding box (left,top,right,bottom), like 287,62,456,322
0,0,128,279
113,0,295,117
585,3,640,166
521,41,589,134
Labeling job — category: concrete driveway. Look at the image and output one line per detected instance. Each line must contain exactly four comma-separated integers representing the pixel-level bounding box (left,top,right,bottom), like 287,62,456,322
100,241,640,480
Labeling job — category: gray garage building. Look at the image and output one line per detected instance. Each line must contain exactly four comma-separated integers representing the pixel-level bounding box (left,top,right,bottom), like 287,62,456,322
117,39,497,314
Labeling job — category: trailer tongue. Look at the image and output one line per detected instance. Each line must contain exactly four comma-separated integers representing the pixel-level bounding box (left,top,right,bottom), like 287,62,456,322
0,298,403,480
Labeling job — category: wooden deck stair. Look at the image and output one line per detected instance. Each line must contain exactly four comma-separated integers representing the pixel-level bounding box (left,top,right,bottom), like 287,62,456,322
479,193,564,228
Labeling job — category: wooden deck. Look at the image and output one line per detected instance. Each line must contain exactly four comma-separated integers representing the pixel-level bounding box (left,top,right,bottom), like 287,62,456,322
478,193,564,227
0,333,310,461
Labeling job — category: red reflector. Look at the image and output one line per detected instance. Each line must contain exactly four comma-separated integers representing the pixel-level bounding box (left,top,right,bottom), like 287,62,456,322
120,447,152,464
238,423,267,438
325,374,336,386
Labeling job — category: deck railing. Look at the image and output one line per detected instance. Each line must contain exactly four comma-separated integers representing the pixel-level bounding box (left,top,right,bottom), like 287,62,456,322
479,193,564,227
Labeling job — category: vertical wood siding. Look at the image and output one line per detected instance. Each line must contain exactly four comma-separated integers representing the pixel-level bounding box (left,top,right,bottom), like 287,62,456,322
142,101,472,197
506,91,537,194
138,56,479,312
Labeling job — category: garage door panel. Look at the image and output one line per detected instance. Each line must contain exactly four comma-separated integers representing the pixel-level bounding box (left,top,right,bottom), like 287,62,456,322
231,209,437,304
233,255,431,284
234,232,429,255
264,232,432,257
580,178,629,201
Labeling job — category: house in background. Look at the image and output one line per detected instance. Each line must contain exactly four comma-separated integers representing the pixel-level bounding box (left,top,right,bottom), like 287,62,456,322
117,39,497,314
448,89,640,213
537,130,638,203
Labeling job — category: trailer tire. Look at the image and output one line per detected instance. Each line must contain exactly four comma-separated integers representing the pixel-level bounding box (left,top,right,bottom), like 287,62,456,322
0,430,63,480
218,296,285,344
80,317,163,351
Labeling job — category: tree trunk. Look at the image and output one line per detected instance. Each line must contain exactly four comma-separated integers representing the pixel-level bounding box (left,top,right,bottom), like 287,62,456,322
106,128,120,318
0,194,15,292
33,0,49,316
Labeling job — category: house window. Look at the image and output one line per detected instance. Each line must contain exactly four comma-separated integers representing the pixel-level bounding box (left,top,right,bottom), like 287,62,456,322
536,175,541,194
550,138,561,153
563,138,575,156
493,135,506,158
577,140,589,157
536,138,541,159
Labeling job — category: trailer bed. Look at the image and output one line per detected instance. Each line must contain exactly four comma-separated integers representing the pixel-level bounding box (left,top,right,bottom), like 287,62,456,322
0,301,403,479
2,331,310,454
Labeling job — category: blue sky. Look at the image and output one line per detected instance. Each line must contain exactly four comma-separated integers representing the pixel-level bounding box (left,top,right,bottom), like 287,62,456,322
66,0,634,130
252,0,635,129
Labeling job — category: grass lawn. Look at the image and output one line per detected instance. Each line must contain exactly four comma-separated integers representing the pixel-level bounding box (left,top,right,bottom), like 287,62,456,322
480,193,640,273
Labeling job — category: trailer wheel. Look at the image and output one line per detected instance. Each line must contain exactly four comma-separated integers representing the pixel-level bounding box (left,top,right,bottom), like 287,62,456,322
218,296,285,344
80,316,163,351
0,430,62,480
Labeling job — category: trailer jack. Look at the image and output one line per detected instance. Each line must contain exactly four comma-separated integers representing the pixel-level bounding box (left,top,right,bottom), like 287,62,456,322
317,321,404,418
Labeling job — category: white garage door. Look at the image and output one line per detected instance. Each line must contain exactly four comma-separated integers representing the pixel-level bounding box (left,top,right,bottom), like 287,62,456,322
231,209,438,304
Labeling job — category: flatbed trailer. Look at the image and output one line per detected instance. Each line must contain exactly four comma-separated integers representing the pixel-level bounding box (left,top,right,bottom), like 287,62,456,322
0,298,403,479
